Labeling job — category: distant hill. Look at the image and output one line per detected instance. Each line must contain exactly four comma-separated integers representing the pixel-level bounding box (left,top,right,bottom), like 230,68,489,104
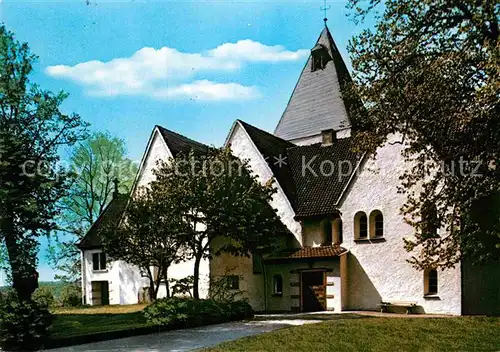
39,281,67,300
1,281,68,299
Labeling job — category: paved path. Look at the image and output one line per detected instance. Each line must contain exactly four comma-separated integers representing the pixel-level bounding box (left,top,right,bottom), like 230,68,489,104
48,319,322,352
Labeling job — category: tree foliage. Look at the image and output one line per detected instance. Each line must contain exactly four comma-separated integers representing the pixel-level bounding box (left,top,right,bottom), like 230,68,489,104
151,147,283,298
346,0,499,268
0,25,87,300
101,188,188,301
48,131,137,282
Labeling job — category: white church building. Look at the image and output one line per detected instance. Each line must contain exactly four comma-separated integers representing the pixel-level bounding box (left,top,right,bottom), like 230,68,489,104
78,25,499,316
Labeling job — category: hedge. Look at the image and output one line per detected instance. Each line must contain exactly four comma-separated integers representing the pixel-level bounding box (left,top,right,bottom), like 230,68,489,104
143,298,254,328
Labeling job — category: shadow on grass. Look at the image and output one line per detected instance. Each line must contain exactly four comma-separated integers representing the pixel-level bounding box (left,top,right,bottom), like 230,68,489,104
51,311,150,339
253,313,372,322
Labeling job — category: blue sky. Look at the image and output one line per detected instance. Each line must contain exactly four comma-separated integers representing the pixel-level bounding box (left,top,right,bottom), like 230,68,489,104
0,0,372,283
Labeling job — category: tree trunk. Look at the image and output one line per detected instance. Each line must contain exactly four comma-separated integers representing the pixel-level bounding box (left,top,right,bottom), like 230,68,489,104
148,278,156,302
193,254,202,299
2,224,39,301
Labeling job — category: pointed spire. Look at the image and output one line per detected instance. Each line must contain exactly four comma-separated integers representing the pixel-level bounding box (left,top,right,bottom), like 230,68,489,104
274,25,355,144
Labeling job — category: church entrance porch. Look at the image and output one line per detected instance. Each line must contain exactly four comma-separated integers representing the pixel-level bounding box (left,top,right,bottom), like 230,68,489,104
263,246,348,313
301,270,326,312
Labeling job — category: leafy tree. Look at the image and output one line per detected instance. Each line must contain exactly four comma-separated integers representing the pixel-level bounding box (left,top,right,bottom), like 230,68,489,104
151,148,283,299
0,25,86,301
48,131,137,282
346,0,500,269
101,188,188,301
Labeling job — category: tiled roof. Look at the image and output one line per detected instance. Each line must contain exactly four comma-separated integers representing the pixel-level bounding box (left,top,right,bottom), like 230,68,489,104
239,120,363,218
237,120,298,209
266,245,347,261
78,194,128,250
156,125,209,157
289,245,347,258
288,138,363,218
274,25,357,141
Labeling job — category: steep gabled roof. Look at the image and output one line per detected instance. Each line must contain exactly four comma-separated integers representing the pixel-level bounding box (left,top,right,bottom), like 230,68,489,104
156,125,209,156
237,120,298,209
78,194,128,250
288,138,363,218
274,25,355,142
237,120,363,218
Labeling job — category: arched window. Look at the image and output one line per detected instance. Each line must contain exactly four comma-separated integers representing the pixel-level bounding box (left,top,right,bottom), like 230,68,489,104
369,210,384,238
332,218,343,244
354,211,368,240
273,274,283,295
424,269,438,295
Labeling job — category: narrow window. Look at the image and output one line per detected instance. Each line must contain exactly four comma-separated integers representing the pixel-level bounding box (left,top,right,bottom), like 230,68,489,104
332,218,343,244
92,252,106,271
227,275,239,290
359,214,368,239
425,269,438,295
99,253,106,270
323,219,332,245
369,210,384,238
355,211,368,240
273,275,283,295
252,253,263,274
92,253,99,271
375,213,384,237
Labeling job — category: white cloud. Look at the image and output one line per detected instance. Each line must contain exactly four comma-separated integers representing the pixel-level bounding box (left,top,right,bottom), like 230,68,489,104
46,40,307,101
210,40,309,62
153,80,261,101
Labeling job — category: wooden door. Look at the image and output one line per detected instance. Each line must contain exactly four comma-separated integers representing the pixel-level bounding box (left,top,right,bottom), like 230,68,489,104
100,281,110,305
301,271,326,312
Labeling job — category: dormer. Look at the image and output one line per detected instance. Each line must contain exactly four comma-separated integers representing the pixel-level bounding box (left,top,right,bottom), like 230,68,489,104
311,44,332,72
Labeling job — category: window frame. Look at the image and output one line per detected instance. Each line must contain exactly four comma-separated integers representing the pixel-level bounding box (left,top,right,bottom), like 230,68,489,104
359,214,368,239
369,210,384,239
273,274,283,296
227,275,240,290
354,211,369,240
92,252,107,272
424,269,438,296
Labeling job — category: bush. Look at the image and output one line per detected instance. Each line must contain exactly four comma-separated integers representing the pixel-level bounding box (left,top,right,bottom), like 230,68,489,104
32,286,55,308
143,297,253,328
59,284,81,307
0,289,54,351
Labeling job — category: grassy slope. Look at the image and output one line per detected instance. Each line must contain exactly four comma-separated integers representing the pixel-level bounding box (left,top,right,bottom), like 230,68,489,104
51,304,150,339
203,316,500,352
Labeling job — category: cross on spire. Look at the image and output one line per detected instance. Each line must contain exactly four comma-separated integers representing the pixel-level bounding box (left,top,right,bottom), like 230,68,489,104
320,0,330,25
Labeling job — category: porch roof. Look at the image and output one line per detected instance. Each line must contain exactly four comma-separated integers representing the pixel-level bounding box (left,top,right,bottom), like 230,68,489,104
265,245,347,262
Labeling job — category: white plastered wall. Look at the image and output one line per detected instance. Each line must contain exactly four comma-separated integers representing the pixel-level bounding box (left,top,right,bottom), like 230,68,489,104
227,122,301,244
338,135,462,315
82,249,147,305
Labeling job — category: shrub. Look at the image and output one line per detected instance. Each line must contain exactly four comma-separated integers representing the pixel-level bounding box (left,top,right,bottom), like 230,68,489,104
59,284,81,307
0,289,54,351
143,297,253,328
228,300,254,320
32,286,55,308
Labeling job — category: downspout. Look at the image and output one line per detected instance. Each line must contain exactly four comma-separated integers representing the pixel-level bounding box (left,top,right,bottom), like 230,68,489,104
80,250,86,305
261,257,268,313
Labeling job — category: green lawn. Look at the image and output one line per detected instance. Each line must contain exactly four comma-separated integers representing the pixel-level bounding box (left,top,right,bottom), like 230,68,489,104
202,316,500,352
51,304,150,339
